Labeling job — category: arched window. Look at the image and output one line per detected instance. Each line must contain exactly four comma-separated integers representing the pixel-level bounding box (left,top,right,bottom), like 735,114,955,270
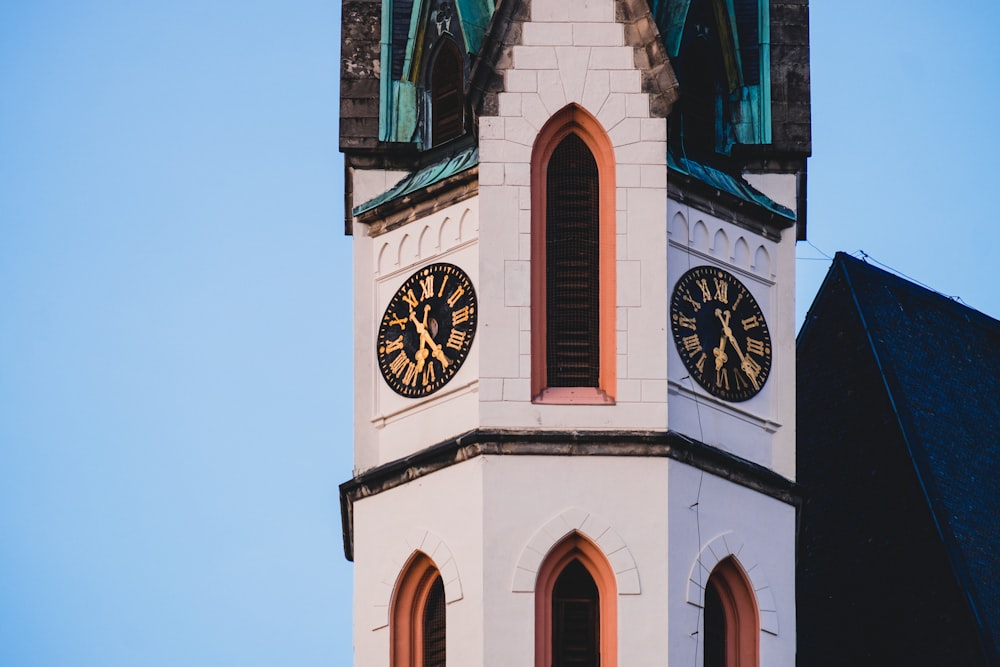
703,557,759,667
391,552,446,667
553,560,600,666
429,38,464,146
531,105,617,404
535,532,617,667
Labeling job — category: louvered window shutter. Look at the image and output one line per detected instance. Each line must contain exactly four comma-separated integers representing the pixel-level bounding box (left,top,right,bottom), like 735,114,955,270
422,575,446,667
546,133,600,387
430,41,463,146
552,560,600,667
704,577,726,667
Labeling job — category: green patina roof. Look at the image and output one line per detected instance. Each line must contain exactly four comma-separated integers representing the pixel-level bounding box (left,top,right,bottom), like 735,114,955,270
668,150,795,221
454,0,493,56
354,146,479,216
355,146,790,221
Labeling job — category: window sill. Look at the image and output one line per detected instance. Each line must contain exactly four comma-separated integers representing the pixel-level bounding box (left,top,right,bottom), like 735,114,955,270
532,387,615,405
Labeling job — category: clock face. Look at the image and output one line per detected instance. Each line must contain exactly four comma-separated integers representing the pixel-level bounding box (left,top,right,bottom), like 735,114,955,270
670,265,772,402
376,263,477,398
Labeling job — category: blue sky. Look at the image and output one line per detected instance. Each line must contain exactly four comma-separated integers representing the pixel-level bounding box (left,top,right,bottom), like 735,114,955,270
1,1,997,665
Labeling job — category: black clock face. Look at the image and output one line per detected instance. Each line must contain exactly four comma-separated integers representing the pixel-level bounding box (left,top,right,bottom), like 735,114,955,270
376,263,477,398
670,265,772,402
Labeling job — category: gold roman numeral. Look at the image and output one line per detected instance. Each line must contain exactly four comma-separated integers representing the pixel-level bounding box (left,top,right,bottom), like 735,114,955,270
446,285,466,308
713,278,729,304
384,336,404,353
402,360,419,387
716,368,730,390
696,278,713,302
682,291,701,312
695,352,707,373
421,362,436,387
452,306,470,326
734,372,748,390
446,328,467,350
677,314,697,330
401,289,419,309
681,334,702,356
741,315,759,331
745,338,766,356
389,351,409,376
420,275,434,300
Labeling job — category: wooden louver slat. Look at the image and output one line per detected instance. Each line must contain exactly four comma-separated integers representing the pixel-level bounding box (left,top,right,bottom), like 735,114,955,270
546,133,600,387
553,559,600,667
431,41,464,146
422,575,446,667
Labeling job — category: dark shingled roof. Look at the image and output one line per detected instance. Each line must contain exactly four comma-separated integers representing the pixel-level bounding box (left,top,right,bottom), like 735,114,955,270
798,252,1000,663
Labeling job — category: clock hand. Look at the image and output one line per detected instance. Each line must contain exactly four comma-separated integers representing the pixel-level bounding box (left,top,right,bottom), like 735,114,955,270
410,308,450,369
413,305,431,372
713,332,729,371
715,308,760,390
714,309,743,359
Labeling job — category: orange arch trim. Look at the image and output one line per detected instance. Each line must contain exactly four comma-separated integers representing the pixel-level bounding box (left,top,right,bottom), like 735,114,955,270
535,532,618,667
707,556,760,667
390,552,443,667
530,104,617,404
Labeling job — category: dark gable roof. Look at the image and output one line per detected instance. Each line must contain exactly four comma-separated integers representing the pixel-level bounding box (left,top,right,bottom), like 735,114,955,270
800,252,1000,660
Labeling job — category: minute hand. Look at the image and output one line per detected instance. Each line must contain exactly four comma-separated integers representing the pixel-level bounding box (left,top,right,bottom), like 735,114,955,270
409,310,450,368
715,308,760,390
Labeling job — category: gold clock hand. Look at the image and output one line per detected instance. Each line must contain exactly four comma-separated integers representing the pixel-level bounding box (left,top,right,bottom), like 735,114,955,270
715,309,743,358
713,333,729,371
715,308,760,390
410,309,450,369
413,305,431,372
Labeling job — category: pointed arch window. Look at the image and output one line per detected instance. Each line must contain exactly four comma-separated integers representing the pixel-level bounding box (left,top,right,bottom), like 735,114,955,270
535,532,617,667
391,553,446,667
531,105,617,404
703,557,759,667
428,38,464,146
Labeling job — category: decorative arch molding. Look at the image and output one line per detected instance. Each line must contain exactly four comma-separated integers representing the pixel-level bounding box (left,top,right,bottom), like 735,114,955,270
458,206,476,243
372,528,463,630
733,237,751,269
669,210,689,242
418,224,436,258
712,228,730,260
686,532,779,635
513,508,640,595
692,220,710,250
377,241,394,274
671,210,776,281
398,232,417,267
373,205,476,278
753,245,772,277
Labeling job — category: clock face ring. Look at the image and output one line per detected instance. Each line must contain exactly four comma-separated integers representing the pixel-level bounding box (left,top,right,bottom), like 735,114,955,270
670,265,772,402
376,262,477,398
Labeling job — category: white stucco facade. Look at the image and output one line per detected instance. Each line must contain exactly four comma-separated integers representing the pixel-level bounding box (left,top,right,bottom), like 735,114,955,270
345,0,800,664
350,455,796,665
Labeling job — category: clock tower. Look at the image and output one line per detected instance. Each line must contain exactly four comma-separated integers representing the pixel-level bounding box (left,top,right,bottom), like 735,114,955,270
338,0,810,665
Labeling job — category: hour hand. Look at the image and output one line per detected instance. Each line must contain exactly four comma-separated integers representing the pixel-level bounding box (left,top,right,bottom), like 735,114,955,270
715,308,745,359
410,308,450,369
712,333,728,371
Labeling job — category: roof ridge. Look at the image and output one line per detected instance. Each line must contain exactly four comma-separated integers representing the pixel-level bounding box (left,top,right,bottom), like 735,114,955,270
835,252,1000,332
